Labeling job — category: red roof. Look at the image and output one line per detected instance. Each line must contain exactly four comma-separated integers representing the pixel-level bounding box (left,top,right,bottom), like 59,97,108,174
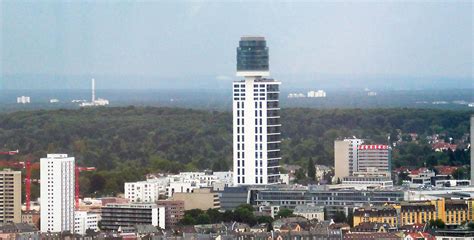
358,145,389,150
434,166,459,175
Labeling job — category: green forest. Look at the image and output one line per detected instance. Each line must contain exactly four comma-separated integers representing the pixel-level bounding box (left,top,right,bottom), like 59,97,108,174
0,107,471,197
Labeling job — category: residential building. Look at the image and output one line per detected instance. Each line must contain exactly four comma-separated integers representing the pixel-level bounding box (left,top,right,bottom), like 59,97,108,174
124,178,167,202
233,36,281,185
156,200,184,229
293,205,325,221
334,138,363,180
74,210,100,235
357,145,391,176
471,115,473,185
21,210,40,229
100,203,165,231
307,90,327,98
353,206,398,227
0,169,21,224
40,154,75,233
171,188,220,210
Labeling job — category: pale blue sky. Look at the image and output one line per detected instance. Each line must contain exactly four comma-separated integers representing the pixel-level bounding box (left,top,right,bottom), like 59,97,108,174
0,1,472,89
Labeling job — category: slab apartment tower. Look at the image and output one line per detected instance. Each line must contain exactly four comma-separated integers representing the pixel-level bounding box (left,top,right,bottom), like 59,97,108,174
471,115,473,184
40,154,75,233
0,169,21,223
233,36,281,185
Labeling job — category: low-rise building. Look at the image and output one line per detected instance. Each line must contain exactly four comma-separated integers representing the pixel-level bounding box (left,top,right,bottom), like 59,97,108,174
74,210,100,235
171,188,220,210
156,200,184,229
21,210,40,229
100,203,165,231
293,205,325,221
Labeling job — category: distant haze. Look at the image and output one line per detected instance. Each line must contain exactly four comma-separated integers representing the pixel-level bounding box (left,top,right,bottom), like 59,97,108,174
1,1,472,90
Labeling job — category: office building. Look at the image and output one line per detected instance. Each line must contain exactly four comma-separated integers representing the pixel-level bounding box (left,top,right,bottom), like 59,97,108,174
233,36,281,185
171,188,220,210
357,145,391,176
74,210,100,235
40,154,75,233
334,138,363,180
0,169,21,224
101,203,165,231
156,200,184,229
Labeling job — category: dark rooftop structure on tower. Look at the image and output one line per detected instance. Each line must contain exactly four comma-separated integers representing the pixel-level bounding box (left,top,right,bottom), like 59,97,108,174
236,36,269,76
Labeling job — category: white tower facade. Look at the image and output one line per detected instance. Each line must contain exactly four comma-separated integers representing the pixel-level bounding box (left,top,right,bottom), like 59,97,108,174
233,36,281,185
40,154,75,233
471,115,473,185
91,78,95,102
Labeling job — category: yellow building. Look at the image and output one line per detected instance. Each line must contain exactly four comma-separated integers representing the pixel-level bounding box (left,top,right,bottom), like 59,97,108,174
353,206,398,227
399,201,436,226
171,188,220,211
354,198,473,228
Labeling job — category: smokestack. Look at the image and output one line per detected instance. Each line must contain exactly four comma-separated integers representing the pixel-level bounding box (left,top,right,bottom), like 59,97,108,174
91,78,95,102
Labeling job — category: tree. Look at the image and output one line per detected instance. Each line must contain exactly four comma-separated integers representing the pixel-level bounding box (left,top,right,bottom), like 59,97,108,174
277,208,294,218
333,211,347,223
307,157,316,182
428,219,446,229
196,214,211,224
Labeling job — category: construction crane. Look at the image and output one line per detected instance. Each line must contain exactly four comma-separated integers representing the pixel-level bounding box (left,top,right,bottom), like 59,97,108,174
75,165,96,209
0,150,39,211
0,150,19,156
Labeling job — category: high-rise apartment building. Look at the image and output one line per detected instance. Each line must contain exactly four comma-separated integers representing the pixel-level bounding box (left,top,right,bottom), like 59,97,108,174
233,36,281,185
471,115,473,185
40,154,75,233
357,145,391,175
334,138,363,180
0,169,21,224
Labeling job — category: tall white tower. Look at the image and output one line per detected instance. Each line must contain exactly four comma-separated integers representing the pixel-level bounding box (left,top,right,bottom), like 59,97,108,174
40,154,75,233
471,115,473,185
91,78,95,102
233,36,281,185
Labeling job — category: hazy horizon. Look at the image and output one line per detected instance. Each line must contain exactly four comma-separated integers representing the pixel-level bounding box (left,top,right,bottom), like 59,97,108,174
1,1,472,90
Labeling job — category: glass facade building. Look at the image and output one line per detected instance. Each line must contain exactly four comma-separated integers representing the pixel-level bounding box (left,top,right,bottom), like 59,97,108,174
237,36,269,72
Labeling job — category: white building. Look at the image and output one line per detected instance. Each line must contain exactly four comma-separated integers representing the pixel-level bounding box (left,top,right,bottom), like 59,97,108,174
49,99,59,103
40,154,75,233
74,210,100,235
125,171,233,201
125,178,168,203
17,96,30,104
307,90,326,98
341,175,394,188
233,36,281,185
79,79,109,107
357,145,391,176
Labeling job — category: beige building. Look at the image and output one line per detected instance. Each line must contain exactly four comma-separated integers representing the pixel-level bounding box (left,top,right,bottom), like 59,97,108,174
334,140,351,181
0,169,21,223
171,188,220,210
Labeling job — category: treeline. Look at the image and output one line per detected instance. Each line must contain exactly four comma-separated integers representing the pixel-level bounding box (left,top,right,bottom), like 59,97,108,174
0,107,471,197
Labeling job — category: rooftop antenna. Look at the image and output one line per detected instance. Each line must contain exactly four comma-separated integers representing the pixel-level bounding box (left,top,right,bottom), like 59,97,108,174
91,78,95,102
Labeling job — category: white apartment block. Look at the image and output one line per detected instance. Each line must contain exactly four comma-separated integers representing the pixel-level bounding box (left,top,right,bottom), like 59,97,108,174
74,210,100,235
233,36,281,185
40,154,75,233
125,178,168,203
125,171,233,201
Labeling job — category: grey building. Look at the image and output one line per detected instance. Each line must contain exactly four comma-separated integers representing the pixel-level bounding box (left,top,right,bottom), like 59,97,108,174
100,203,165,231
